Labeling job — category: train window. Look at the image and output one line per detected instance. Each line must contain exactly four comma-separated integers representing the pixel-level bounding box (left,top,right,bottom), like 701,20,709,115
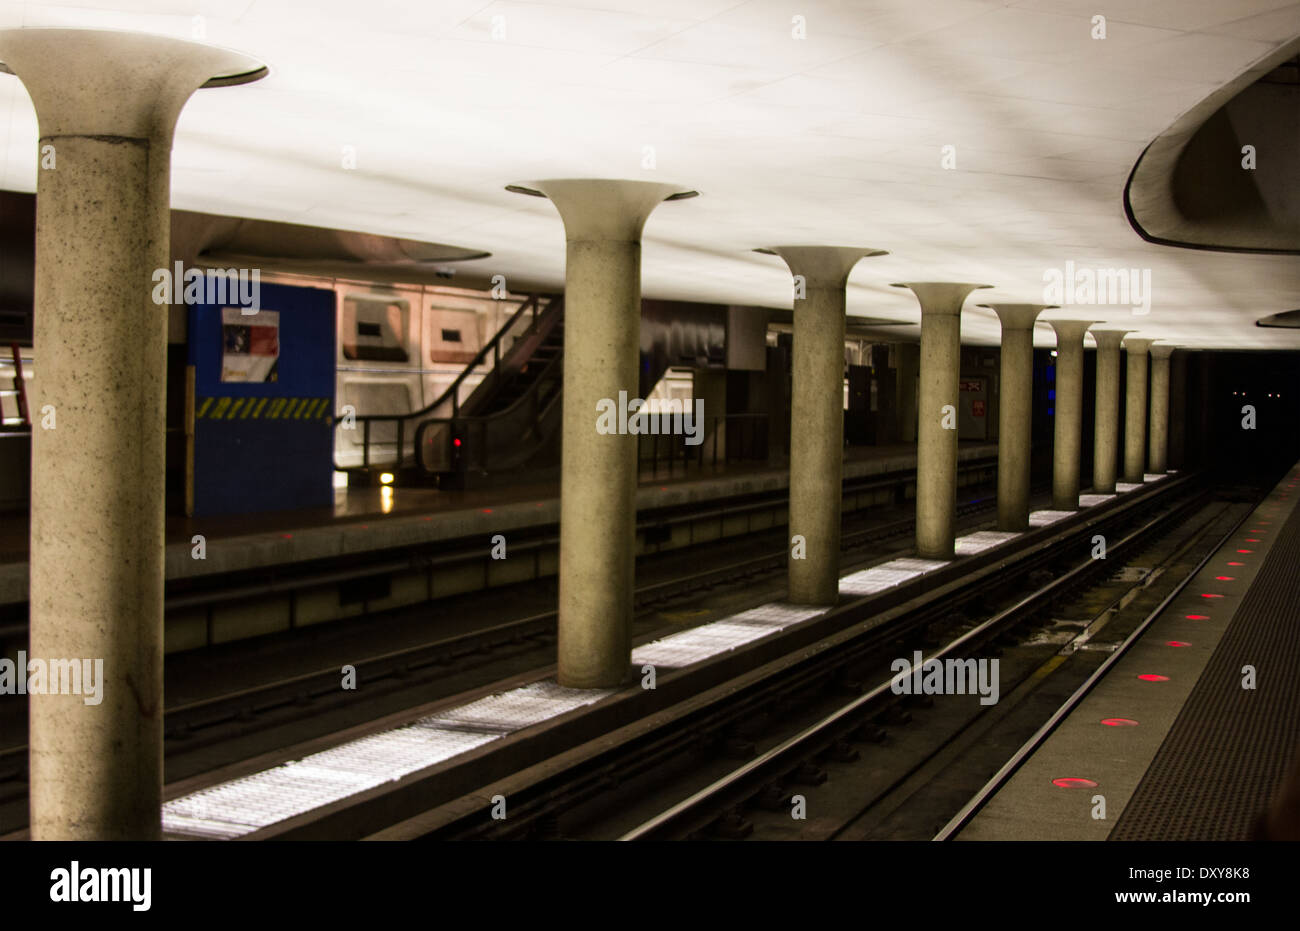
429,307,480,364
342,297,410,362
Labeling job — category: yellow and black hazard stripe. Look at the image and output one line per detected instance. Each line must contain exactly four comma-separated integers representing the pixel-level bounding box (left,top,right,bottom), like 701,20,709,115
195,397,334,421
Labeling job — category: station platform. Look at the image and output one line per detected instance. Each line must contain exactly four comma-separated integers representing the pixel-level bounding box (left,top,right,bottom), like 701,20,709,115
0,441,998,606
957,460,1300,841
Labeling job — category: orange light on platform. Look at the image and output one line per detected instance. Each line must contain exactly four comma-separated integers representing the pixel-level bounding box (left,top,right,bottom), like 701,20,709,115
1053,777,1098,788
1101,718,1139,727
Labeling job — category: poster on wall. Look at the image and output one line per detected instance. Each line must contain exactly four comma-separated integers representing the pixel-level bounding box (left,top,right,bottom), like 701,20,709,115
221,307,279,382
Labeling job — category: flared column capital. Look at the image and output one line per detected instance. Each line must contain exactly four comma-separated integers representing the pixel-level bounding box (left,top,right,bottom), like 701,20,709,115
978,302,1057,330
0,28,265,140
892,281,993,316
1090,328,1132,351
1150,343,1177,360
1045,318,1099,344
757,245,888,290
508,178,695,241
1123,336,1156,355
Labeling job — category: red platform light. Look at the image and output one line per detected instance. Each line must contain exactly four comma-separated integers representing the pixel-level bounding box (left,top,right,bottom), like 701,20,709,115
1215,576,1235,581
1101,718,1139,727
1237,549,1253,554
1200,593,1223,599
1245,538,1260,543
1052,777,1098,788
1138,674,1170,682
481,508,493,514
453,437,462,447
281,533,293,539
1227,562,1244,566
1166,640,1190,647
1185,614,1209,620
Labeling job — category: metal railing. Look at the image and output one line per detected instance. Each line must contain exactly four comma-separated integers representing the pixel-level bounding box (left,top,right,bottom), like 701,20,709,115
637,412,770,477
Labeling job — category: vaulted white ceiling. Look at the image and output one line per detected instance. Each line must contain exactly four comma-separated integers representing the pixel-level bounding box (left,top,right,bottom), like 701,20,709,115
3,0,1300,348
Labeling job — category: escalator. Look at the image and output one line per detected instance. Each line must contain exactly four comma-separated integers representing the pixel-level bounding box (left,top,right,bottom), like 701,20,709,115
340,293,564,487
421,297,567,488
345,293,726,489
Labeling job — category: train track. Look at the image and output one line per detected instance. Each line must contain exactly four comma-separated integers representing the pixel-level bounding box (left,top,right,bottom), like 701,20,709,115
930,493,1256,841
0,469,1006,799
358,471,1208,841
620,488,1238,840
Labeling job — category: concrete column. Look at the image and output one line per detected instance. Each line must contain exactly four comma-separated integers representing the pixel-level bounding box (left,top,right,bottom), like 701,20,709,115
760,246,887,604
895,342,919,443
511,179,694,688
0,29,263,841
1148,344,1176,474
981,304,1054,531
1122,337,1154,483
1045,320,1097,509
893,282,993,559
1090,329,1132,493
